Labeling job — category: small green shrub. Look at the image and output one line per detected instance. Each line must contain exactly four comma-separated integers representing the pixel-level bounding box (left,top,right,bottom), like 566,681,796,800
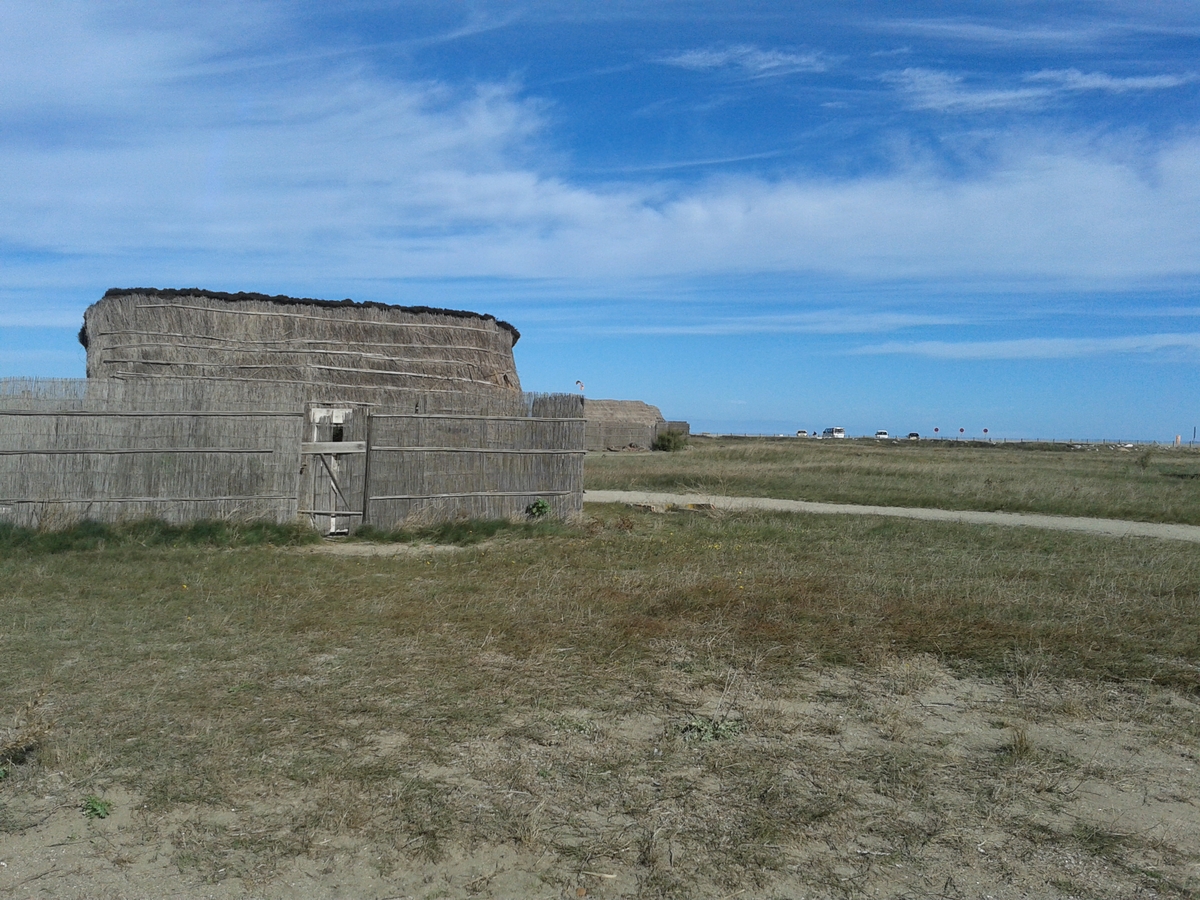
82,796,112,819
652,430,689,452
525,498,550,518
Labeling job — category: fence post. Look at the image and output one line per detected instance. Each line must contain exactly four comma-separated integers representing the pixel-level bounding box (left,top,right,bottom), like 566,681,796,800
361,411,374,527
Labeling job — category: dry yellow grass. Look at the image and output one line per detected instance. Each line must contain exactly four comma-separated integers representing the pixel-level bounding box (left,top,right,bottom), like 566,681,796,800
1,505,1199,897
585,436,1200,524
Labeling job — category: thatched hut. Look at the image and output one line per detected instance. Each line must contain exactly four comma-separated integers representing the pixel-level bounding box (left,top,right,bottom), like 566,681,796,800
0,288,584,531
81,288,523,401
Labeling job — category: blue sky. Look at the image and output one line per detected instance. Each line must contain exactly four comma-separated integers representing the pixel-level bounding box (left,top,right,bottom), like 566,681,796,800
2,1,1199,439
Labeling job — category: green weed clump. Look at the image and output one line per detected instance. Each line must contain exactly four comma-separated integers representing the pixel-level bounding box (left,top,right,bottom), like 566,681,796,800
524,497,550,518
81,795,112,819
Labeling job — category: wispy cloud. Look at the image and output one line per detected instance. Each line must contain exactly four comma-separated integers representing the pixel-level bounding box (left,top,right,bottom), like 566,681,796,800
659,44,828,77
855,333,1200,360
583,149,792,174
1026,68,1198,92
887,65,1197,113
877,19,1117,47
554,309,964,338
580,310,965,337
886,68,1050,111
879,16,1200,46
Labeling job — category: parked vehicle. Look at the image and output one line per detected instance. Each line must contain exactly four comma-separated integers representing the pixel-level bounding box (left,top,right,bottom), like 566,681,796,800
874,430,889,439
907,432,920,440
822,427,846,439
796,429,808,437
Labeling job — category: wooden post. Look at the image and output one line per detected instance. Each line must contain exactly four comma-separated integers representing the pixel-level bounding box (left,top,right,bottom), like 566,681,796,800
361,411,374,527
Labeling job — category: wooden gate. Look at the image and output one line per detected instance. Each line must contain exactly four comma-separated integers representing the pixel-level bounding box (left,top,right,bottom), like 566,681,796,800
301,406,369,535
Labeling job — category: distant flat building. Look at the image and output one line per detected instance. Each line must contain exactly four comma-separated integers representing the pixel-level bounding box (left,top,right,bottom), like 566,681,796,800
583,399,688,451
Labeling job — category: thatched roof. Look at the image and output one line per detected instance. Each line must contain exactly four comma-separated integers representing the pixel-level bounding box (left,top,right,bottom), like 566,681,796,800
84,287,519,347
82,288,523,396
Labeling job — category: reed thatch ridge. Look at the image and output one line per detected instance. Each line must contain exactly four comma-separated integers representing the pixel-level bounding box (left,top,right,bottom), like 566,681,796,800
83,288,520,347
83,289,523,395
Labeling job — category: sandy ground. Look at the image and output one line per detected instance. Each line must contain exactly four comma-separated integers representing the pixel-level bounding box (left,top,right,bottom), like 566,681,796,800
3,661,1198,899
292,541,464,557
584,490,1200,543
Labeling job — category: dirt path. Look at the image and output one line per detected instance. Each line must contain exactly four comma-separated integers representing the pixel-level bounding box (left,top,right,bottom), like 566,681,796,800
584,489,1200,543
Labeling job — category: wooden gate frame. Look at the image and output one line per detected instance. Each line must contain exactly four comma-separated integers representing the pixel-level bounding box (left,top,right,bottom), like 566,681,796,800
299,407,370,535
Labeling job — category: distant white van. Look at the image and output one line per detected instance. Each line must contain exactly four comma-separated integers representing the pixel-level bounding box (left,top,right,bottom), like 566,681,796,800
822,427,846,439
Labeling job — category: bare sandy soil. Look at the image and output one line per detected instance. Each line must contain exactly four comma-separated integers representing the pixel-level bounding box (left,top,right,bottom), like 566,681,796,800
292,540,464,557
4,658,1198,899
584,490,1200,543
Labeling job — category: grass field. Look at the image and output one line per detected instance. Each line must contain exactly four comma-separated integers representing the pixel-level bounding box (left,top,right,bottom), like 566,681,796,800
2,500,1199,898
584,436,1200,525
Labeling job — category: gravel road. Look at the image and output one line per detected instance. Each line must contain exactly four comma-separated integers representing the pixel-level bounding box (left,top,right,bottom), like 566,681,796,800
584,490,1200,543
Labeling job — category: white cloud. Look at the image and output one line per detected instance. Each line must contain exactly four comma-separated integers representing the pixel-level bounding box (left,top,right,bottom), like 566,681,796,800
886,68,1051,111
0,1,274,120
659,44,828,77
877,19,1120,47
2,6,1200,303
879,14,1200,47
887,66,1197,114
854,333,1200,360
5,117,1200,287
1026,68,1198,92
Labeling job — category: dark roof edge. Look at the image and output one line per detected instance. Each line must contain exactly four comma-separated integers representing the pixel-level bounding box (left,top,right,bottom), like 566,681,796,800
96,287,520,346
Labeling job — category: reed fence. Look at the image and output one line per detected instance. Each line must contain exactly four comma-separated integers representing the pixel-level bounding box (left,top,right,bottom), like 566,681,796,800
0,379,584,530
362,409,585,524
0,378,304,528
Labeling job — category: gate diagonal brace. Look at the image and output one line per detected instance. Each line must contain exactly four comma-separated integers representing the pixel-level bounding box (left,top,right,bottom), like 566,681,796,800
317,453,352,510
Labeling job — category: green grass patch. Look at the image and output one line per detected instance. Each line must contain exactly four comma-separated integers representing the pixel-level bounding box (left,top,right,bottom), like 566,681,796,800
0,518,320,555
350,517,573,546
